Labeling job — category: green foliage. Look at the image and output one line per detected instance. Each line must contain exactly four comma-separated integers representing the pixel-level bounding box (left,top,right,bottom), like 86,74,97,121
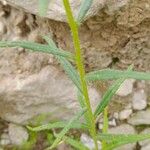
27,121,88,132
94,66,133,118
97,133,150,150
47,108,87,149
0,0,150,150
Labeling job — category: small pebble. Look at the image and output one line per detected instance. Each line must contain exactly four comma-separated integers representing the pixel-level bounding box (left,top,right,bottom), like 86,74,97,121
116,79,135,96
80,133,101,150
8,123,29,145
0,21,6,34
119,109,132,120
132,90,147,110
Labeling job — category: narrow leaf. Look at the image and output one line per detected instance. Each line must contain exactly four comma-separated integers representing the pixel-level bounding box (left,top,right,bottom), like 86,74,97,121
77,0,93,23
86,69,150,81
38,0,50,16
64,136,89,150
27,121,88,131
47,108,87,150
0,41,74,60
94,66,133,118
97,133,150,150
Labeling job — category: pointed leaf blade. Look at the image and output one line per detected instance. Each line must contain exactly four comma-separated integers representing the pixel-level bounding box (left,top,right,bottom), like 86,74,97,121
86,69,150,81
94,66,133,118
0,41,74,60
48,108,87,149
64,136,89,150
27,121,88,132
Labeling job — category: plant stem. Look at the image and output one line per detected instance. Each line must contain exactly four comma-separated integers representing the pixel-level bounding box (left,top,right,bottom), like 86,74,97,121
102,107,108,150
63,0,98,149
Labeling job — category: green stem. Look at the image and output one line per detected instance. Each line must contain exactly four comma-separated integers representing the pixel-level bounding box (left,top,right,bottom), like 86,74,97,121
63,0,98,149
102,107,108,150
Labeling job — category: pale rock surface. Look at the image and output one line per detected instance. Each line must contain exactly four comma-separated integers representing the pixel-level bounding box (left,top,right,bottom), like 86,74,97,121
3,0,131,22
80,133,101,150
0,65,101,124
0,133,11,146
116,79,135,96
108,124,136,150
141,144,150,150
4,0,105,22
128,109,150,126
119,109,132,120
139,128,150,147
8,123,29,145
132,90,147,110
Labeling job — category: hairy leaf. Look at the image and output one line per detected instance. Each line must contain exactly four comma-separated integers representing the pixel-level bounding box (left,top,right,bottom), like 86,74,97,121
27,121,88,131
64,136,89,150
86,69,150,81
47,108,87,149
94,66,133,118
0,41,74,60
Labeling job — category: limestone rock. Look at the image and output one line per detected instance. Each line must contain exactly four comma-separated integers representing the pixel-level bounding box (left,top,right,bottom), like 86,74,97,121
128,109,150,126
4,0,105,22
108,124,136,150
3,0,138,23
0,65,101,124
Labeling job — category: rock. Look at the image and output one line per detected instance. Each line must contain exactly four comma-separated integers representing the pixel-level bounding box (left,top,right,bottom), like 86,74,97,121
113,112,119,120
116,79,135,96
0,21,6,34
0,65,101,124
109,118,117,127
128,109,150,126
4,0,105,22
108,124,136,150
0,133,11,146
8,123,29,145
139,128,150,147
119,109,132,120
80,133,101,150
132,90,147,110
57,143,73,150
141,144,150,150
